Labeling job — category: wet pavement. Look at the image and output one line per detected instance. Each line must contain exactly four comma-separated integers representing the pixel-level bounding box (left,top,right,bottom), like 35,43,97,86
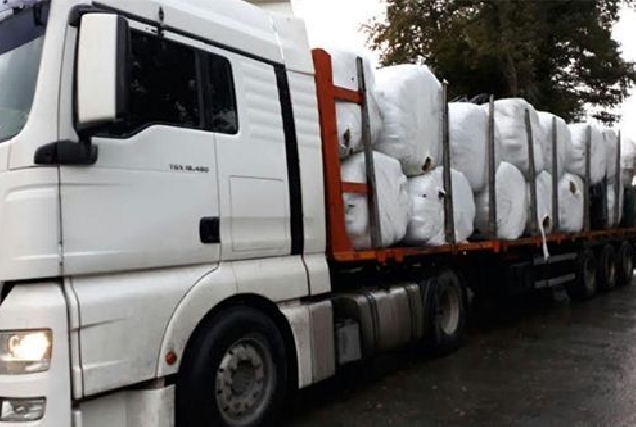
288,283,636,426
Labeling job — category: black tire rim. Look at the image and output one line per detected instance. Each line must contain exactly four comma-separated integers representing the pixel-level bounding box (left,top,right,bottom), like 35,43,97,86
215,333,275,426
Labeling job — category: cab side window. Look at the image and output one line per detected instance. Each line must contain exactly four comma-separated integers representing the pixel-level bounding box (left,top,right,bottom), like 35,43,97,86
103,29,239,137
206,54,238,135
109,30,201,136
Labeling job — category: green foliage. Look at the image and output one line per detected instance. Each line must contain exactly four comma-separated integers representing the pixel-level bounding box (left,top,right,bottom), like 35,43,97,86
365,0,636,124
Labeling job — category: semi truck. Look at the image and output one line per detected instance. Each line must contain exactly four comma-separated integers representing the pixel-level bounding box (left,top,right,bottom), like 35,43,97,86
0,0,634,425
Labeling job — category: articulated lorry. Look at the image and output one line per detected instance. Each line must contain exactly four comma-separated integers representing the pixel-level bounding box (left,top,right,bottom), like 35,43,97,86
0,0,633,425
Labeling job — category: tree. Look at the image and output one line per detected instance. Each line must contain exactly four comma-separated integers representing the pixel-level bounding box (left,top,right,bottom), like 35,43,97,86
365,0,636,124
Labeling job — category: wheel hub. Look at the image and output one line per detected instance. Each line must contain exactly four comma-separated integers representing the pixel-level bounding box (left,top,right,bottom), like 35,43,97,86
216,339,269,424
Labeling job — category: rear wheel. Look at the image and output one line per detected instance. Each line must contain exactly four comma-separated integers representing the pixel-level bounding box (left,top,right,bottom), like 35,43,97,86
597,244,617,291
616,242,634,287
428,270,467,355
568,249,597,300
176,307,288,427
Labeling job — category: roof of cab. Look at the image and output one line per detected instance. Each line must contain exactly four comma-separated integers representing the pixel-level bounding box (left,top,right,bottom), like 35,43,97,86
97,0,314,74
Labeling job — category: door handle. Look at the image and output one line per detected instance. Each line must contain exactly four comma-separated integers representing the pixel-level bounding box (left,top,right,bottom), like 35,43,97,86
200,217,220,244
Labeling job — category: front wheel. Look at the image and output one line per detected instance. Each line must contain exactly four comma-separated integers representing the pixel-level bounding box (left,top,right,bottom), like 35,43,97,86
176,307,288,427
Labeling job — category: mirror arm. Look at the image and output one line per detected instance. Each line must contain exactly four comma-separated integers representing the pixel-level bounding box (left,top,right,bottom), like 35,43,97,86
68,5,102,27
34,140,98,166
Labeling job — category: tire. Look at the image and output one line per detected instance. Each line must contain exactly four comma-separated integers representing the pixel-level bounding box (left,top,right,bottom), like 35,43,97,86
176,306,288,427
616,242,634,287
428,270,467,355
568,249,597,300
597,244,617,291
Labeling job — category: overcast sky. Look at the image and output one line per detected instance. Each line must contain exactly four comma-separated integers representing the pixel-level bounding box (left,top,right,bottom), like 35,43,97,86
292,0,636,138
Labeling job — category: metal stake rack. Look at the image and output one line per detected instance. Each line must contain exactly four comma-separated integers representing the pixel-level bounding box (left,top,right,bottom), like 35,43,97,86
442,82,456,245
357,57,382,248
525,109,539,235
615,131,622,227
551,116,560,231
487,95,498,238
584,125,592,232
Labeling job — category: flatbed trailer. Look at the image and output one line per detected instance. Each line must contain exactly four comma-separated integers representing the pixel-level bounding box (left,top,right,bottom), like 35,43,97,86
313,47,636,303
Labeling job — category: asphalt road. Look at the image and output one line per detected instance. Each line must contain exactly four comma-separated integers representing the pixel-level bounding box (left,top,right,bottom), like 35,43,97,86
287,283,636,426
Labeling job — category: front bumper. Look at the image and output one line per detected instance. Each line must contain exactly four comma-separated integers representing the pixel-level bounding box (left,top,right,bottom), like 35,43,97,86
0,283,71,426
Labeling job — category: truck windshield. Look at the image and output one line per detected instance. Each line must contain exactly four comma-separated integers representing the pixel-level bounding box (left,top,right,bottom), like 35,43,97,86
0,2,49,142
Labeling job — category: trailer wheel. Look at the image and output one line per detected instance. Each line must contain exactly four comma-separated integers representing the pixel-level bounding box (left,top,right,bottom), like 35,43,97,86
616,242,634,287
597,244,617,291
429,270,466,355
568,249,597,300
176,307,287,427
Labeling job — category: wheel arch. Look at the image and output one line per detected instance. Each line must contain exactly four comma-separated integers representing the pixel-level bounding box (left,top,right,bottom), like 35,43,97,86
184,293,299,392
157,282,299,393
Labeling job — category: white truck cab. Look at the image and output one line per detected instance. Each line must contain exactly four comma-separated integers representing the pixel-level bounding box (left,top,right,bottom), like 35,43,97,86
0,0,334,425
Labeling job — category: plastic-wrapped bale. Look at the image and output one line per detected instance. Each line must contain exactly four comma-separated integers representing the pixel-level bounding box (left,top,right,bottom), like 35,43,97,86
375,64,442,176
604,128,619,182
526,171,553,234
474,162,528,239
491,99,545,174
326,48,382,158
621,135,636,187
447,102,501,192
566,124,607,185
558,174,584,233
406,168,475,245
341,152,410,249
537,111,570,178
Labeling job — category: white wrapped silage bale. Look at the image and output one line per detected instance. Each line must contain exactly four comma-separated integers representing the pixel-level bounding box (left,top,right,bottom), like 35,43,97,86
621,135,636,186
326,48,382,158
375,64,442,176
537,112,570,178
604,128,619,182
447,102,502,192
566,124,607,185
526,171,553,234
474,162,528,239
341,152,410,249
405,168,475,245
492,99,545,175
558,174,584,233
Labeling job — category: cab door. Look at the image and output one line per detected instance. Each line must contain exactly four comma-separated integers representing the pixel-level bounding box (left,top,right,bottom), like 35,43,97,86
59,25,221,275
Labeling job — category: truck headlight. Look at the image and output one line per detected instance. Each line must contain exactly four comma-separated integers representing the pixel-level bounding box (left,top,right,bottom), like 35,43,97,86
0,330,51,374
0,398,46,421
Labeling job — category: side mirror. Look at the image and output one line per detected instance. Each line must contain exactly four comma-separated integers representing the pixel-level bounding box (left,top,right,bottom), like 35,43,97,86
76,13,129,130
